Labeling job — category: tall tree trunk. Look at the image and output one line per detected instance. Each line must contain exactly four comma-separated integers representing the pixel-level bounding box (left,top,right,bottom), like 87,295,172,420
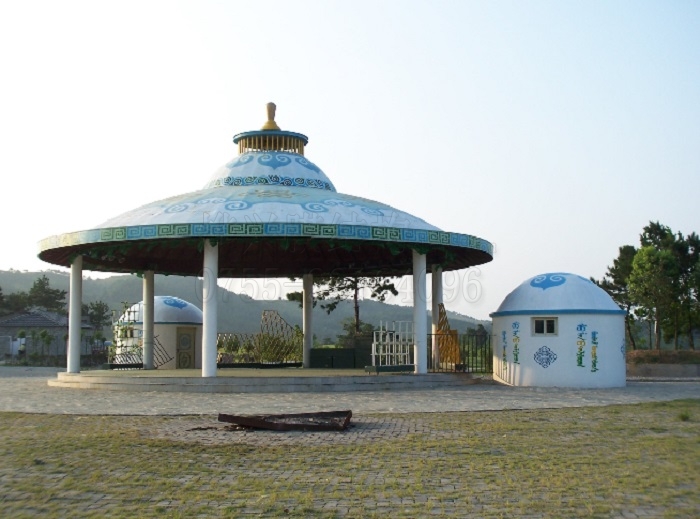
674,310,679,350
689,320,696,350
688,307,695,350
654,309,661,350
625,314,637,350
353,282,360,334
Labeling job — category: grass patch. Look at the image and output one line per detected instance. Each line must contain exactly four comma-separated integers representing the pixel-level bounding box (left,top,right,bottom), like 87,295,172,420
0,400,699,518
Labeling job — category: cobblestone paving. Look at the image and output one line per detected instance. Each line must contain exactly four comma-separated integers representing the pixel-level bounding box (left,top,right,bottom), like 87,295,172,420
1,367,699,518
143,414,464,447
1,367,698,417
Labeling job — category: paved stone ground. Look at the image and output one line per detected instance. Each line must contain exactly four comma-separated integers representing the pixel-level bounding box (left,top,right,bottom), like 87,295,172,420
144,414,466,447
1,366,699,449
1,367,698,517
1,366,698,417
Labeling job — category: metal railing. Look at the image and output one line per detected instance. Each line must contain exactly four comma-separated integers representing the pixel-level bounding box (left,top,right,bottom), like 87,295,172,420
428,333,493,374
216,332,302,366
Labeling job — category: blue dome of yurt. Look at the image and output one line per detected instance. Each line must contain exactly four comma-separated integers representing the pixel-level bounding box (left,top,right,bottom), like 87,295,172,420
119,296,203,325
490,273,625,317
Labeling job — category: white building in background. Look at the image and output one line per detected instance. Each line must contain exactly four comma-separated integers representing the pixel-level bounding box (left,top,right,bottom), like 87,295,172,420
490,273,626,388
114,296,203,369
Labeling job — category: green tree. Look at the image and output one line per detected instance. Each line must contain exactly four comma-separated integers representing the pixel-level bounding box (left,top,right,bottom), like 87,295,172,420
28,275,67,313
0,286,10,316
86,301,112,331
638,223,698,349
4,291,29,314
466,324,489,346
674,232,699,350
336,317,375,348
593,245,639,349
287,276,397,334
38,329,55,357
640,221,676,250
628,246,679,350
691,256,700,349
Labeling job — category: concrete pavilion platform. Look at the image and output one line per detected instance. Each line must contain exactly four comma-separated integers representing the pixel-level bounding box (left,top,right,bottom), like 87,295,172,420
48,368,488,393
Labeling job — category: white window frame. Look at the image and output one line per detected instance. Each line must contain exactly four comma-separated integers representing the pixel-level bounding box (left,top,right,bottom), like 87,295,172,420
532,317,558,337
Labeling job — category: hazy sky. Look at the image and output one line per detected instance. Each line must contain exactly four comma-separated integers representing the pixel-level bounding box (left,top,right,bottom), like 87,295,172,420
1,0,698,320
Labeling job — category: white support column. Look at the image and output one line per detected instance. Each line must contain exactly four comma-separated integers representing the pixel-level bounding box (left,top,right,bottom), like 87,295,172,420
412,250,427,374
142,270,155,370
302,273,313,368
431,265,443,369
67,255,83,374
202,240,219,377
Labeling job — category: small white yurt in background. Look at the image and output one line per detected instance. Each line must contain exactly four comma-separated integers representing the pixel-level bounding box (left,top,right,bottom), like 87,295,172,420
114,296,203,369
490,273,626,388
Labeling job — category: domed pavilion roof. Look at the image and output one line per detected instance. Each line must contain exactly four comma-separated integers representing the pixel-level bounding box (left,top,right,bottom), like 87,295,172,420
38,103,493,277
490,273,625,317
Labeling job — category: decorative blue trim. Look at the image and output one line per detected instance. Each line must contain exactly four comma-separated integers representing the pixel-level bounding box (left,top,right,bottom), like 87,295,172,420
162,297,188,309
490,309,626,317
530,274,567,290
534,346,557,368
204,152,335,191
39,223,494,255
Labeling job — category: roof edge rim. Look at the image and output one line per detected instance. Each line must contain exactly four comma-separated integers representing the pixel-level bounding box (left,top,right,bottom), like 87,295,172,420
233,130,309,144
490,309,626,317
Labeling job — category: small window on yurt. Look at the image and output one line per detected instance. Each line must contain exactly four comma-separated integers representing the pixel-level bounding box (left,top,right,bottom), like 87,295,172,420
533,317,557,336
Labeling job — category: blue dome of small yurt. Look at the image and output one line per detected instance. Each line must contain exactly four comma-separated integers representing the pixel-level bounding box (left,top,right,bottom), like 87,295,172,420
490,273,625,317
119,296,203,325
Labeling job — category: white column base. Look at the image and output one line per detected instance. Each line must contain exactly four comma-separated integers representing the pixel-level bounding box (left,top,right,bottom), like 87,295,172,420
431,266,443,369
67,256,83,374
202,240,219,377
413,251,427,374
142,270,155,370
302,274,313,368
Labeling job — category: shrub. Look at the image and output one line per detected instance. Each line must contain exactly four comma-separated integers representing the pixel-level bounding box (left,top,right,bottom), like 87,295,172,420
626,349,700,364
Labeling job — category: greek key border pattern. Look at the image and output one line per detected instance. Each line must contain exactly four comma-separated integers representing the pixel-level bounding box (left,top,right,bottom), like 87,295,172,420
40,224,494,255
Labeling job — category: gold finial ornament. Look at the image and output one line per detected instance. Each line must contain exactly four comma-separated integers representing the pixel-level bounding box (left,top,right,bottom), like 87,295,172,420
234,102,307,155
261,102,281,130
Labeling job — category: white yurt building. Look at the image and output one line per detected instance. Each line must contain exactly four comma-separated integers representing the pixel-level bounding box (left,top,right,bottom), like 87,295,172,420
114,296,203,369
490,273,626,388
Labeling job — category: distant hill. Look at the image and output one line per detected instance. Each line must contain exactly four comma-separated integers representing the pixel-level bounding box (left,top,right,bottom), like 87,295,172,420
0,270,490,341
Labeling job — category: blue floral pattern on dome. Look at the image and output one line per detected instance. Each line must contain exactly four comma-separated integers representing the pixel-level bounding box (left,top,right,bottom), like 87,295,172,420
224,201,250,211
226,152,323,173
195,198,227,205
301,198,385,216
295,156,321,173
164,204,190,214
226,154,255,168
213,175,335,191
163,297,187,309
530,274,567,290
214,175,333,191
258,153,292,169
212,152,334,191
534,346,557,368
303,202,327,213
